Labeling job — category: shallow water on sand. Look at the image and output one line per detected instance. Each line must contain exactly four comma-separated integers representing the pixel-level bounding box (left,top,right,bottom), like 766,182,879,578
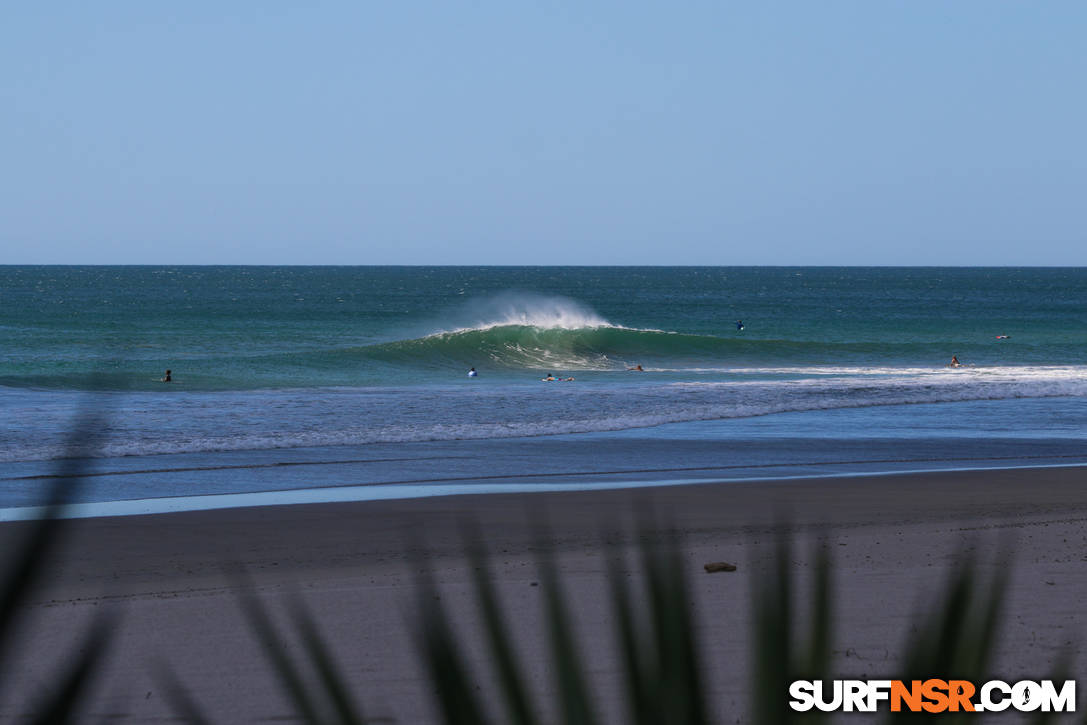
3,398,1085,515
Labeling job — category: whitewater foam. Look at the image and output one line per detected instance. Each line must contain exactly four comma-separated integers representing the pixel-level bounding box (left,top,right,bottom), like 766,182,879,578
428,292,615,334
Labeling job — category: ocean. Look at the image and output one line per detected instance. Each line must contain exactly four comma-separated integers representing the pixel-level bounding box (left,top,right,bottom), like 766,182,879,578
2,266,1085,515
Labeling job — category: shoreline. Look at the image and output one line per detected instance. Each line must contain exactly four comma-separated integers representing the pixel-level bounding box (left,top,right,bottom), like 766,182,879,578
3,458,1087,522
2,466,1086,721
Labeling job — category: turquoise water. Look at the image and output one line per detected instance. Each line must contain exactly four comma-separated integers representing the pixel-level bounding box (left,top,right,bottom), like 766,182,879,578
1,266,1086,508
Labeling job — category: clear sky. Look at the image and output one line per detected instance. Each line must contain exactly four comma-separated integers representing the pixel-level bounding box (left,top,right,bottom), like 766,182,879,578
2,2,1085,265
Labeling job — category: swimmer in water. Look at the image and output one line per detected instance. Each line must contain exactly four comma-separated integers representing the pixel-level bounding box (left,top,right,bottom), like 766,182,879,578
542,374,556,381
627,364,644,371
736,320,744,331
949,356,961,368
161,369,172,382
467,367,478,377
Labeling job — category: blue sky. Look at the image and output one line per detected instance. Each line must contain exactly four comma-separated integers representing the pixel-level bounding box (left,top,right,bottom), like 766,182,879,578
2,2,1084,265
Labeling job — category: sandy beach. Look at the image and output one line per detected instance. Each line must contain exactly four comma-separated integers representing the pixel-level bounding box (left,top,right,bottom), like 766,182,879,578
2,466,1086,722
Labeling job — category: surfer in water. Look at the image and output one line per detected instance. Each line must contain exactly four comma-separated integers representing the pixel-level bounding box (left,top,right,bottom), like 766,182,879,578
949,356,961,368
467,367,478,377
736,320,744,331
161,369,172,382
627,364,644,372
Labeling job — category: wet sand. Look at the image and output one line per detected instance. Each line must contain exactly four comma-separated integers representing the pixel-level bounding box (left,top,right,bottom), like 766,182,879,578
1,466,1085,722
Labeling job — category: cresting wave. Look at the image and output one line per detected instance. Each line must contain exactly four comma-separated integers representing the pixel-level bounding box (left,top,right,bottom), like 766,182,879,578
360,294,661,371
363,325,687,371
4,366,1086,462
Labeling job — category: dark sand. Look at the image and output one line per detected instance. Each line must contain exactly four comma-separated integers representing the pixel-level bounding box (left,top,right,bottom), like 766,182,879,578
1,466,1086,722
